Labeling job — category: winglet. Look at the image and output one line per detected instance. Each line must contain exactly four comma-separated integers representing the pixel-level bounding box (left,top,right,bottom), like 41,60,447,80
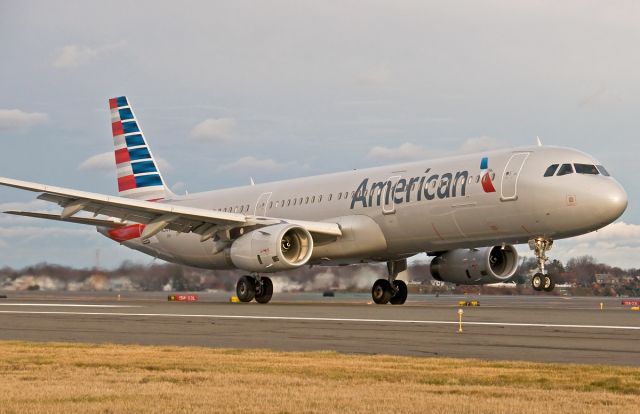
536,136,543,147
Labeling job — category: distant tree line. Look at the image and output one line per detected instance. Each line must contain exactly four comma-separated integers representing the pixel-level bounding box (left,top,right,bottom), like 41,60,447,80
0,255,639,296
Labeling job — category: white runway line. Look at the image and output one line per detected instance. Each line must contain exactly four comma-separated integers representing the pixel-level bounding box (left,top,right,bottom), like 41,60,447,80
0,310,638,331
0,304,141,308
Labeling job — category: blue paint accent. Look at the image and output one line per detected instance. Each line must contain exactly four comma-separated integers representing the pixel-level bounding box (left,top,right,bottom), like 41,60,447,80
122,121,140,134
116,96,128,107
119,108,134,120
131,161,157,174
135,174,163,188
128,147,151,161
480,157,488,170
125,134,145,147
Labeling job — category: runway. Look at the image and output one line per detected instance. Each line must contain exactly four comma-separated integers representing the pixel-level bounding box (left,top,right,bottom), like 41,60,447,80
0,292,639,365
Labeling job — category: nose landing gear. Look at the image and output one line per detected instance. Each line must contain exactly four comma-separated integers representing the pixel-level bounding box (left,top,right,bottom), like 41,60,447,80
529,237,555,292
371,259,408,305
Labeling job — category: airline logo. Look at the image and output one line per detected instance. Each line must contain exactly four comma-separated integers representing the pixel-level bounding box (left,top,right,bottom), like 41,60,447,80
109,96,164,197
480,157,496,193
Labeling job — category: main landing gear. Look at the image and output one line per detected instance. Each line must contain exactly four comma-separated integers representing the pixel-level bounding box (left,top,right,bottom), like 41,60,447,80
529,237,555,292
371,259,408,305
236,275,273,304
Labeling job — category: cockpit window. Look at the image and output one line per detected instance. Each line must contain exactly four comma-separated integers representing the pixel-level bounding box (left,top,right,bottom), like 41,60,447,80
556,163,574,176
596,165,610,176
544,164,559,177
574,164,599,175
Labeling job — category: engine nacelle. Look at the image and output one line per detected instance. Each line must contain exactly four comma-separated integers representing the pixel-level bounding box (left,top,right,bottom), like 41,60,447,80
229,223,313,273
430,245,519,285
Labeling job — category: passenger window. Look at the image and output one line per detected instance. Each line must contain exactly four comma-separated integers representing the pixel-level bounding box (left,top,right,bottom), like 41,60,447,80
318,195,322,202
596,165,610,176
574,164,599,175
544,164,559,177
287,199,291,206
305,197,309,204
293,198,297,206
328,193,332,201
311,196,315,203
338,193,342,200
234,207,238,213
275,202,279,208
557,163,574,176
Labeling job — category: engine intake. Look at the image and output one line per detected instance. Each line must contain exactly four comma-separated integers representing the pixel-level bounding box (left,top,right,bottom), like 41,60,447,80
430,245,519,285
229,223,313,272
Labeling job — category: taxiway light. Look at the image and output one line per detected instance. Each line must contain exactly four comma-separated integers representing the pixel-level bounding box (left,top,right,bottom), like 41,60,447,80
457,308,464,333
168,294,199,302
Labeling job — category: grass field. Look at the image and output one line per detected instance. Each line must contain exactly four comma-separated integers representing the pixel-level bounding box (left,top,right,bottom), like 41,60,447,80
0,341,639,413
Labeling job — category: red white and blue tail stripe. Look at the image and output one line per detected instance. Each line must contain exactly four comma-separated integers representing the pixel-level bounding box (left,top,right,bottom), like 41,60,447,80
109,96,171,201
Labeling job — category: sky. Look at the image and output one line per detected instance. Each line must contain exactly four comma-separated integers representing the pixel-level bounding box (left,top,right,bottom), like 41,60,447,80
0,1,639,269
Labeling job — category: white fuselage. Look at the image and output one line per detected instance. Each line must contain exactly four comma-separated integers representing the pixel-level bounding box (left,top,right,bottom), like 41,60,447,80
114,145,627,270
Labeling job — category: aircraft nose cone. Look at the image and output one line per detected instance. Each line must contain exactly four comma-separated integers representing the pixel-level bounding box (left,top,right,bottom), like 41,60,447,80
602,181,628,221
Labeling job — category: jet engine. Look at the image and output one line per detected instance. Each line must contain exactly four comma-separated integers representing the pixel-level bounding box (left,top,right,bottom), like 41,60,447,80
430,245,519,285
229,223,313,272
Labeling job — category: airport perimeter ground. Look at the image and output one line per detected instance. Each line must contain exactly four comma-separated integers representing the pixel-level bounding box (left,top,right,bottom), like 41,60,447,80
0,292,639,413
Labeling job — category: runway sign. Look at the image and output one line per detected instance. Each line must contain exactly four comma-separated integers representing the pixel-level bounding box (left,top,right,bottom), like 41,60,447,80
168,294,199,302
621,300,640,306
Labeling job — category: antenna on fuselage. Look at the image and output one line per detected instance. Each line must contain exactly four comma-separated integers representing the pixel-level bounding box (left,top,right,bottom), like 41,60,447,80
250,177,255,186
536,136,543,147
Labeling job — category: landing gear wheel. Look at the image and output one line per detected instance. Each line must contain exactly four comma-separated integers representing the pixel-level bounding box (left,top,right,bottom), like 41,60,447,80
236,276,256,302
390,280,408,305
543,275,555,292
255,277,273,304
531,273,543,292
372,279,393,304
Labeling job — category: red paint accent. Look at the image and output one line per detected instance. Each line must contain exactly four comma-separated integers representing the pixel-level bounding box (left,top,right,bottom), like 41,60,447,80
108,224,145,242
481,172,496,193
117,175,137,191
622,300,640,306
115,148,130,164
111,121,124,136
109,98,118,109
146,198,165,202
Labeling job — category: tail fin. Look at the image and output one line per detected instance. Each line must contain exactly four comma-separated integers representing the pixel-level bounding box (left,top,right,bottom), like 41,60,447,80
109,96,173,201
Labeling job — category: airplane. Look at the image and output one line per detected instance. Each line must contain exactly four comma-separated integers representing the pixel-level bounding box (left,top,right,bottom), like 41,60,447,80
0,96,628,304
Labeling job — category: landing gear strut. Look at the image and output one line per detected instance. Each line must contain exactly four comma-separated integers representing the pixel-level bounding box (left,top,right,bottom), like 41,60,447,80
371,259,408,305
529,237,555,292
236,275,273,303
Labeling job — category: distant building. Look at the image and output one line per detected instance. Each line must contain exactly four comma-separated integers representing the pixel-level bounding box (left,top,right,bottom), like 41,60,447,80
595,273,618,286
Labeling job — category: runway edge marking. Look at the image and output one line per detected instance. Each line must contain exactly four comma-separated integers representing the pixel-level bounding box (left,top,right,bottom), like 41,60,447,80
0,310,638,331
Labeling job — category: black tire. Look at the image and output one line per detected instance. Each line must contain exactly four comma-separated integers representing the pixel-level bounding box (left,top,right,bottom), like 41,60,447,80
543,275,555,292
531,273,543,291
236,276,256,302
372,279,392,304
390,280,408,305
255,277,273,304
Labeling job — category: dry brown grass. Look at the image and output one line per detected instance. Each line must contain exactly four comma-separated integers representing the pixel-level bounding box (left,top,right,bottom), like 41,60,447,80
0,341,638,413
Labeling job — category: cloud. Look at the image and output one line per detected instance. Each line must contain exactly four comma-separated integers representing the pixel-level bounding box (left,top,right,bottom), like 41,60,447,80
578,86,623,109
355,67,391,86
51,42,126,69
78,152,114,171
459,136,504,153
78,152,172,172
367,142,431,161
218,156,289,171
0,109,48,130
191,118,236,142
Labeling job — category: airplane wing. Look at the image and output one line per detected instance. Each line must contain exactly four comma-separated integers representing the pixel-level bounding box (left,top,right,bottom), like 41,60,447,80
0,177,342,240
